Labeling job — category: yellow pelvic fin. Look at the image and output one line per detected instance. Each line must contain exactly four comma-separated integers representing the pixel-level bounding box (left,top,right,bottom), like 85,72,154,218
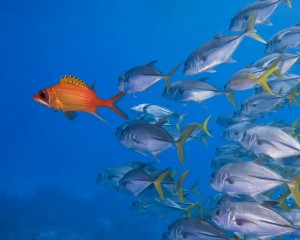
176,169,191,202
60,75,89,88
154,169,170,200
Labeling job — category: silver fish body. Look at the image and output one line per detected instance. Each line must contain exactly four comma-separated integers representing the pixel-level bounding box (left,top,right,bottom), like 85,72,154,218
164,218,226,240
253,52,300,75
230,0,284,32
119,168,155,196
131,103,180,120
221,121,256,142
265,25,300,54
239,92,283,117
240,125,300,159
225,67,264,91
118,60,165,93
210,161,288,196
162,80,224,103
116,119,175,157
183,34,245,75
212,199,297,238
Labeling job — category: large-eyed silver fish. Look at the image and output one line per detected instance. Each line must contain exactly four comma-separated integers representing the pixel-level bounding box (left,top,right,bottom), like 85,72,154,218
116,119,200,164
212,198,298,239
210,161,300,206
183,13,265,75
230,0,292,32
118,60,181,93
240,125,300,159
265,23,300,54
252,52,300,76
163,217,227,240
162,79,235,107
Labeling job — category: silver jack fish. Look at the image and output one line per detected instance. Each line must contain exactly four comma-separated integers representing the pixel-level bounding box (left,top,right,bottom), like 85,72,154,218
252,52,300,76
210,161,300,206
116,118,210,164
163,217,227,240
265,23,300,54
118,60,182,94
212,198,299,239
183,12,266,75
162,79,235,107
230,0,292,32
240,125,300,160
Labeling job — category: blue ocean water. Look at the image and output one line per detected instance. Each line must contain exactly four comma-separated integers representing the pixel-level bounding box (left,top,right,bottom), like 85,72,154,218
1,0,300,239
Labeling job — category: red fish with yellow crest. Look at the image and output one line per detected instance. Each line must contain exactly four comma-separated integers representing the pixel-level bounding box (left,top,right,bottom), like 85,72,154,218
33,76,128,121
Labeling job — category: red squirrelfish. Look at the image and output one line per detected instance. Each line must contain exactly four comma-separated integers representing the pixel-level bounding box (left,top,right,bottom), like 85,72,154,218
33,76,128,121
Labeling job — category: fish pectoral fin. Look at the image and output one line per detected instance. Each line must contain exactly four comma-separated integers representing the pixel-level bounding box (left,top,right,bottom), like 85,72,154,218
225,176,252,184
206,68,216,73
64,111,77,121
234,219,258,227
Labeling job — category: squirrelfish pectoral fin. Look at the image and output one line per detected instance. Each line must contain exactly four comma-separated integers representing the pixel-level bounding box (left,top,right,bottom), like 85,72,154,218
64,111,77,121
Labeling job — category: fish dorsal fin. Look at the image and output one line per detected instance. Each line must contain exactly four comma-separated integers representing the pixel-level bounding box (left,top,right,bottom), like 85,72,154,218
215,30,223,38
60,75,89,88
146,60,158,66
198,77,209,82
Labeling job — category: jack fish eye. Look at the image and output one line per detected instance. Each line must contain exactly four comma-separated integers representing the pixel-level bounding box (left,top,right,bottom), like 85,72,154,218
216,209,221,216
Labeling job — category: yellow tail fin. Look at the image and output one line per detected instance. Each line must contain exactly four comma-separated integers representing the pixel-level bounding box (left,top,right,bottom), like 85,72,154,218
200,115,212,137
288,175,300,207
245,12,266,44
175,125,197,164
176,169,191,202
153,169,170,199
184,202,198,218
284,0,292,8
165,62,182,94
225,90,236,108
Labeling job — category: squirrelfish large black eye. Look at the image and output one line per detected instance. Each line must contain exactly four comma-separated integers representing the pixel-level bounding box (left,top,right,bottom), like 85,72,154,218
39,91,46,99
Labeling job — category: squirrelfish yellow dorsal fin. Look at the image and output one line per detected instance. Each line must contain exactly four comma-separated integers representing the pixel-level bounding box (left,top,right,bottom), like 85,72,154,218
60,75,89,88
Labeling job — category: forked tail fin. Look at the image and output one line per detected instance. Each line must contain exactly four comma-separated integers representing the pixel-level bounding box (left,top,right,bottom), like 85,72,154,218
103,92,128,119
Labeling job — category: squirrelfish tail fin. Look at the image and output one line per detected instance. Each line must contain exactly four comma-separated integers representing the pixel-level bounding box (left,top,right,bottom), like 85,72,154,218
154,169,170,200
104,92,128,119
244,12,267,44
165,62,183,94
176,169,190,202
